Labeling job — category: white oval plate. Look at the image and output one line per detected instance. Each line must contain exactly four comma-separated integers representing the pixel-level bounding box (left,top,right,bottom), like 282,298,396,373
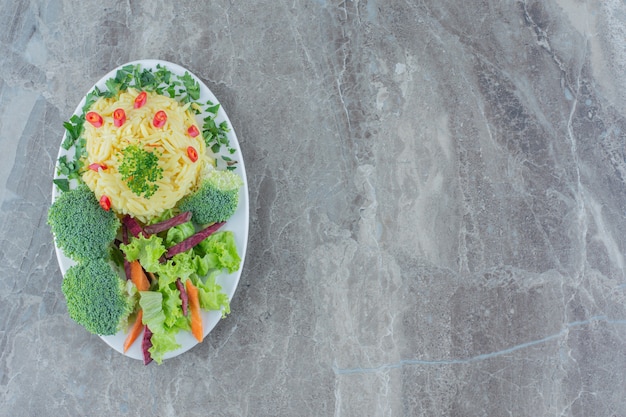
51,59,249,361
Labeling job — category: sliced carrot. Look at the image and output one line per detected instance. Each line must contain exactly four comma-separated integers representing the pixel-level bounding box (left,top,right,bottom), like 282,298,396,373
129,259,150,292
185,279,203,342
123,310,144,353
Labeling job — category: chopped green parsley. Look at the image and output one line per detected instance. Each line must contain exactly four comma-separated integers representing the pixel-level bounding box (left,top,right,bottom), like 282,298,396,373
118,145,163,198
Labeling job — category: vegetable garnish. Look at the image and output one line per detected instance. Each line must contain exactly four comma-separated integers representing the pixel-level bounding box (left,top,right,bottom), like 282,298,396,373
143,211,192,235
142,326,153,365
118,144,163,199
48,185,120,261
51,62,244,365
61,258,135,336
86,111,103,127
176,278,188,316
129,259,150,292
122,214,146,239
113,108,126,127
185,279,203,342
88,162,107,171
187,125,200,137
153,110,167,128
124,310,144,353
187,146,198,162
164,221,225,259
134,91,147,108
178,167,242,225
99,195,112,211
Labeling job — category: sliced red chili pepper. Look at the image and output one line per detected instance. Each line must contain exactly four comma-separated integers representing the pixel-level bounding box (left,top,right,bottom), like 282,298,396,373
153,110,167,128
187,125,200,138
88,162,108,171
86,111,103,128
187,146,198,162
134,91,147,109
99,195,111,211
113,108,126,127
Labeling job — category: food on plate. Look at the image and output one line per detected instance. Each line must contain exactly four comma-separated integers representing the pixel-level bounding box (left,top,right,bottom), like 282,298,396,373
49,63,243,364
47,184,121,262
61,258,136,336
178,165,243,225
81,90,208,222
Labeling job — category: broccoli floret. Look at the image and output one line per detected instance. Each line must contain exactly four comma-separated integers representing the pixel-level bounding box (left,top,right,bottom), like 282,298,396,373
177,167,243,225
48,185,121,262
62,258,135,335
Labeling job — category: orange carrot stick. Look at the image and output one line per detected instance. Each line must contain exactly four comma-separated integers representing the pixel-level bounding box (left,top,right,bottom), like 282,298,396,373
185,279,203,342
129,260,150,292
123,310,144,353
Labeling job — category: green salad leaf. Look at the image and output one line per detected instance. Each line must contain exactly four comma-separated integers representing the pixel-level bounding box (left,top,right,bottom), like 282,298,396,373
118,226,240,360
120,234,166,273
149,329,181,365
165,221,196,246
139,291,166,334
196,271,231,316
195,231,241,274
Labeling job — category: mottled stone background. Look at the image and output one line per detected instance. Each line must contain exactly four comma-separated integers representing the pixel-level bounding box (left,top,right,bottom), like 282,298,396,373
1,0,626,416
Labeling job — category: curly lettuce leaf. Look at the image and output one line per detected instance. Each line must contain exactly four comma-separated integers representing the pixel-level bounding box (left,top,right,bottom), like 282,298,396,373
194,231,241,274
161,282,185,328
121,221,240,363
157,252,196,286
149,330,180,365
139,291,166,334
139,289,183,364
194,272,230,317
120,234,166,273
165,221,196,246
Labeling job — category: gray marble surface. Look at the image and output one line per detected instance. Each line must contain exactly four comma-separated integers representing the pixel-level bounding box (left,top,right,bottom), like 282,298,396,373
2,0,626,416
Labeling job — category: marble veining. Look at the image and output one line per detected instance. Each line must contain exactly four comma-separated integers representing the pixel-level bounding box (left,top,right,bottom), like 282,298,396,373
1,0,626,416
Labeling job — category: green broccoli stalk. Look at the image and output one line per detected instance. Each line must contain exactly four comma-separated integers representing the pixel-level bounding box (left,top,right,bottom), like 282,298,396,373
61,258,136,335
177,167,243,225
48,185,121,262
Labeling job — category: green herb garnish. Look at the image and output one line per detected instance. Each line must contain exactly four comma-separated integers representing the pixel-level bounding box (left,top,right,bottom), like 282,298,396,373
202,101,235,166
52,178,71,192
61,115,84,150
118,144,163,198
57,145,84,180
179,72,201,102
